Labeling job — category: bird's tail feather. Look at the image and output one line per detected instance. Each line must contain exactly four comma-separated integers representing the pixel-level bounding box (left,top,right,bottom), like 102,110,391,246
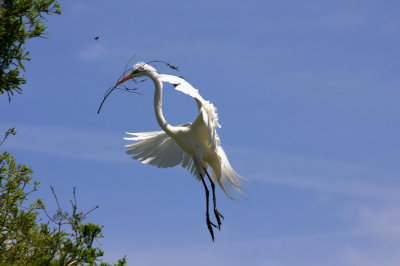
215,146,247,198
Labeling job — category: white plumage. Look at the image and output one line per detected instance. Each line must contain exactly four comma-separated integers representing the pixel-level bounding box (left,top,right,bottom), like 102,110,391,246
121,63,244,197
117,62,245,240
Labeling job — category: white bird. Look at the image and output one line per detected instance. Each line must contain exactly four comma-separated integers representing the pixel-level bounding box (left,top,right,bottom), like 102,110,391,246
117,62,245,240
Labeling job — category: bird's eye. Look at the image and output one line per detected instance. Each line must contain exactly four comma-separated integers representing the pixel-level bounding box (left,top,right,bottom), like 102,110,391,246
132,69,140,74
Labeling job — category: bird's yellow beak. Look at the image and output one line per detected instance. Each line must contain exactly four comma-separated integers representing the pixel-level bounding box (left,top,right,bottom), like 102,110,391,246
117,72,134,86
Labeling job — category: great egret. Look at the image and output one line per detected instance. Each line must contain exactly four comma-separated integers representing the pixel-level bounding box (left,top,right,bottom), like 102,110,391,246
117,62,245,240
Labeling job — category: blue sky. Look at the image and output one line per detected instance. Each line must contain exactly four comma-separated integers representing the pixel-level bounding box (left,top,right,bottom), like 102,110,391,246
1,0,400,265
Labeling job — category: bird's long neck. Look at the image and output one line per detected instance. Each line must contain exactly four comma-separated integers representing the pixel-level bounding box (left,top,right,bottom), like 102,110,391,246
151,75,175,136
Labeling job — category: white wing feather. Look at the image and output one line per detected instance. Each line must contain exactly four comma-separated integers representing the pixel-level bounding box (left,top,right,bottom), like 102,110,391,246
159,74,221,150
124,131,202,179
159,74,203,100
124,131,185,168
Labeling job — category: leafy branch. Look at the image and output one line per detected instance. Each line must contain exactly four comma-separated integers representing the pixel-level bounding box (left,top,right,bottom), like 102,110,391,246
0,0,61,101
0,150,127,265
0,127,16,146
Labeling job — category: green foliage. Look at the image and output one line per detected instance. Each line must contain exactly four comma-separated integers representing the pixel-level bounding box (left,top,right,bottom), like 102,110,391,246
0,0,61,101
0,151,127,265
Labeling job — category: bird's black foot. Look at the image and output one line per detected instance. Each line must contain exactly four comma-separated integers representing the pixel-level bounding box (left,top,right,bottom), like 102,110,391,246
206,216,217,241
214,209,224,230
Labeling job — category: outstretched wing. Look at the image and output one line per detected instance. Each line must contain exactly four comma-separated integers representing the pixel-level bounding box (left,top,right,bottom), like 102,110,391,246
124,130,204,179
159,74,221,150
124,130,185,168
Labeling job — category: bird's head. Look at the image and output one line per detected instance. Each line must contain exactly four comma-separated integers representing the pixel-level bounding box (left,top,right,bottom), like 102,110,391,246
117,62,157,85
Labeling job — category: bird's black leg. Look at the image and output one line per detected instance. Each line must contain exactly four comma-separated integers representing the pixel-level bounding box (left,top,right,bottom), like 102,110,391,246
203,167,224,230
200,174,217,241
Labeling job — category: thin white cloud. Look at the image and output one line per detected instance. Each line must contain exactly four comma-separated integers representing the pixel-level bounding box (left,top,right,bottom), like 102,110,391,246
228,147,400,200
111,229,400,266
1,124,129,164
254,172,400,200
353,205,400,236
341,248,400,266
